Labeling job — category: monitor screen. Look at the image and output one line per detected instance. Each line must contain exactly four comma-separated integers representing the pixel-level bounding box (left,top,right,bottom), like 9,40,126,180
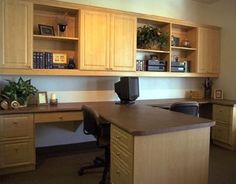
114,77,139,104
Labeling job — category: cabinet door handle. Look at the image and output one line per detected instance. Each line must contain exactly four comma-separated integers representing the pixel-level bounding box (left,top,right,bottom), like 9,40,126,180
115,135,120,139
116,170,121,175
13,122,18,126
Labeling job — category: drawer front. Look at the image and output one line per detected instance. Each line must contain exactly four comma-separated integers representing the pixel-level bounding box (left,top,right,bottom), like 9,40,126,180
212,125,229,144
0,140,35,169
213,105,232,123
111,156,132,184
111,125,133,153
111,142,133,170
0,114,33,141
34,111,83,123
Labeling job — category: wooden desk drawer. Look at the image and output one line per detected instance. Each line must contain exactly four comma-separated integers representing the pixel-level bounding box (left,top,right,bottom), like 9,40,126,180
111,125,133,153
212,125,229,144
213,105,232,123
0,140,34,169
34,111,83,123
111,156,132,184
111,142,133,170
0,114,33,141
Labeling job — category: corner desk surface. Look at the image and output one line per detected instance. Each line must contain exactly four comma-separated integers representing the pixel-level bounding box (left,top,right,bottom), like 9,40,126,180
0,98,219,136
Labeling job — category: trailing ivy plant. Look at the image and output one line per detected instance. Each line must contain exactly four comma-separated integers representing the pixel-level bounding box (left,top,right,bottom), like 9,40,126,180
0,77,38,105
137,25,169,49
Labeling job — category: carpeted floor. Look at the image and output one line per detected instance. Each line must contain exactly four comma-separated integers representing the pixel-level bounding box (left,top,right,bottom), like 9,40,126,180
1,144,236,184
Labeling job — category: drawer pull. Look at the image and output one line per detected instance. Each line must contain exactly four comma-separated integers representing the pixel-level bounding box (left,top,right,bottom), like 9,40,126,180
116,152,121,156
15,148,19,152
13,122,18,125
115,135,120,139
116,170,121,175
59,116,63,120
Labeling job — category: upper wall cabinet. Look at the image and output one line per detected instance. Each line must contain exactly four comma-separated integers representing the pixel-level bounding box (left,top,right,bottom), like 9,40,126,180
197,27,220,74
80,9,136,71
0,0,33,69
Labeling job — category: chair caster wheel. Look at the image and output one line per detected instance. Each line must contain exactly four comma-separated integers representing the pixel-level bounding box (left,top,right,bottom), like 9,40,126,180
78,169,84,176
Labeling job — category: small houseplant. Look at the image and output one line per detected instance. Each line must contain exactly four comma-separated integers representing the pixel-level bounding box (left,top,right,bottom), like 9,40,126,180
137,25,169,50
0,77,38,106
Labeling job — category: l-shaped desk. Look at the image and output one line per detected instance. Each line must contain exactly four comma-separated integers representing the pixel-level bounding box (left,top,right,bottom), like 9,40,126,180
1,98,236,183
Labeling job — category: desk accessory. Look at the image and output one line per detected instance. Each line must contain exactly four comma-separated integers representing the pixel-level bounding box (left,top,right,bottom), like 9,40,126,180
50,93,58,105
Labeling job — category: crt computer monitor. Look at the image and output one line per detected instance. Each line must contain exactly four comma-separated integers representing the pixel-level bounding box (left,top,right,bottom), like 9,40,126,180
114,77,139,104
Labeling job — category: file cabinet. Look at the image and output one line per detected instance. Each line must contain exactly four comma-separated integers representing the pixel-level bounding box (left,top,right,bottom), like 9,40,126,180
212,104,236,149
111,125,133,184
0,114,35,174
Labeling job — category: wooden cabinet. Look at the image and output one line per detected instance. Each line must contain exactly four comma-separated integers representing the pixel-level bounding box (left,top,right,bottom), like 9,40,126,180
111,124,210,184
0,114,35,174
80,9,136,71
111,125,133,184
212,104,236,149
0,0,33,69
197,27,220,74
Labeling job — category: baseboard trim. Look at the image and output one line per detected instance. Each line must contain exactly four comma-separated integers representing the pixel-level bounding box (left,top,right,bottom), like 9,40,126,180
36,141,97,157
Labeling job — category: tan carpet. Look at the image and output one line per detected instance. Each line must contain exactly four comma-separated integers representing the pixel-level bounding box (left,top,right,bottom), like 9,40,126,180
1,144,236,184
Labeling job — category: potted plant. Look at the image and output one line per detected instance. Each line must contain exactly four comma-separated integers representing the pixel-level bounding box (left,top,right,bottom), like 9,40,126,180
137,25,169,50
0,77,38,107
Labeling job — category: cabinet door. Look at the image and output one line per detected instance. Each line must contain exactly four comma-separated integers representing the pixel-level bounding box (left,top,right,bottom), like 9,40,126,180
80,10,110,70
0,0,33,69
197,27,220,74
110,14,136,71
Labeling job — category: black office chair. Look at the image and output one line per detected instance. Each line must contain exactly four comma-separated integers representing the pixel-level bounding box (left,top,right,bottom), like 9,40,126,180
78,105,110,184
170,101,199,116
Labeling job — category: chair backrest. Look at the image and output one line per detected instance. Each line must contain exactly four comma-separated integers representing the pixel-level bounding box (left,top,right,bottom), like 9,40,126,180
82,105,100,137
170,101,199,116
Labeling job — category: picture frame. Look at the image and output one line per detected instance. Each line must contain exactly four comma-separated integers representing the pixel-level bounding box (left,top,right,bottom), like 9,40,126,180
53,53,67,64
214,89,223,99
37,91,48,105
38,24,55,36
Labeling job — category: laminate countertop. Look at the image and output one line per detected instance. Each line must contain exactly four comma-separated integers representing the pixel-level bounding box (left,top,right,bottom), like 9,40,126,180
0,99,219,136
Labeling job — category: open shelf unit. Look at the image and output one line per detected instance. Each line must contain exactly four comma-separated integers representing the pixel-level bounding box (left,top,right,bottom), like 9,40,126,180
136,18,171,72
171,24,197,72
33,4,79,69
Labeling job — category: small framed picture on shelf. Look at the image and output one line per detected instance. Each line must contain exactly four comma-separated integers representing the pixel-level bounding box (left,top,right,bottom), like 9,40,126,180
53,53,67,64
37,91,48,105
38,24,55,36
214,89,223,99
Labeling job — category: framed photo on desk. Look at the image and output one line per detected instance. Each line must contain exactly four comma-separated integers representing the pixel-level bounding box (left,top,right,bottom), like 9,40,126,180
37,91,48,105
214,89,223,99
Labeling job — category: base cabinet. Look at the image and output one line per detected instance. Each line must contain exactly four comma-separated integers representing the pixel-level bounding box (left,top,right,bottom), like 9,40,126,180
111,125,210,184
0,114,35,175
212,104,236,149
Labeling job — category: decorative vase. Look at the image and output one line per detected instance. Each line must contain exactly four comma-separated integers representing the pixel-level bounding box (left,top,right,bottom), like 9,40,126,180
67,58,76,69
57,24,67,36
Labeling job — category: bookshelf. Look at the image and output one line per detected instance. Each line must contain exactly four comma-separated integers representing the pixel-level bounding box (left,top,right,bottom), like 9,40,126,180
33,4,79,70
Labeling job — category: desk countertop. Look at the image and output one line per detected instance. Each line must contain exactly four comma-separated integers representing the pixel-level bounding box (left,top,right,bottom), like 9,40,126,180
2,98,234,136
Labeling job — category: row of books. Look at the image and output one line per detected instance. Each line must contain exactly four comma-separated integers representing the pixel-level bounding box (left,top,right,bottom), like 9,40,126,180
136,60,146,71
33,52,53,69
33,52,68,69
